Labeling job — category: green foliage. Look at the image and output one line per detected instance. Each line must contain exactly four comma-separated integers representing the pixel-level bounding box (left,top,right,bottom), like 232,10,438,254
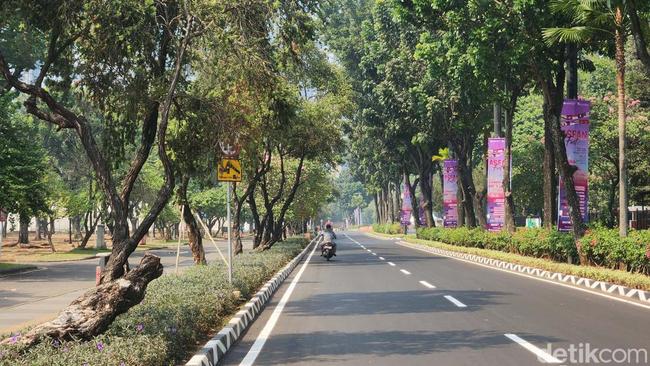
372,223,402,235
407,236,650,291
418,227,650,275
0,94,50,216
0,238,308,366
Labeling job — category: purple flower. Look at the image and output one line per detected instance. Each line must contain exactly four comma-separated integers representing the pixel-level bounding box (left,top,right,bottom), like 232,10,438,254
136,323,144,332
120,362,126,366
96,341,104,351
63,346,69,353
52,339,60,348
10,333,20,344
167,326,177,334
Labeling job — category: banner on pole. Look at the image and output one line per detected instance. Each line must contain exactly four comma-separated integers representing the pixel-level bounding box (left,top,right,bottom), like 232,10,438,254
487,138,506,231
558,100,590,232
443,160,458,228
400,181,412,226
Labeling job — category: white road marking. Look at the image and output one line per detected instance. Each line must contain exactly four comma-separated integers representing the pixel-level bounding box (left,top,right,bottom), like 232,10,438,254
394,240,650,311
419,280,436,289
367,249,372,252
372,253,377,256
239,241,319,366
400,269,411,275
387,262,396,266
379,257,385,260
504,334,562,364
444,295,467,308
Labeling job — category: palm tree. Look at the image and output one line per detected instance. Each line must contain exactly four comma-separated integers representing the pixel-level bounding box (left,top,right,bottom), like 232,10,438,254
543,0,630,237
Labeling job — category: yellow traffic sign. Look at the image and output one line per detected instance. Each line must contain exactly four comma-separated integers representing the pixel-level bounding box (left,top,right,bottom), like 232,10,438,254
218,159,242,182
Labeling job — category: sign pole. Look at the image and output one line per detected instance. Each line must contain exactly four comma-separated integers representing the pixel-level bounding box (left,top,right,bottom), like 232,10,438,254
227,181,232,284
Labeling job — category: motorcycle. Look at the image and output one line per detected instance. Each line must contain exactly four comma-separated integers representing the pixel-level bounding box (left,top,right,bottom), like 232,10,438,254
321,242,336,261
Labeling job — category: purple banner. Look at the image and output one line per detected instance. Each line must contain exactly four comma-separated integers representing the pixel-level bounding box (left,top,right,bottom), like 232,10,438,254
401,181,412,226
487,138,506,231
443,160,458,228
558,100,590,232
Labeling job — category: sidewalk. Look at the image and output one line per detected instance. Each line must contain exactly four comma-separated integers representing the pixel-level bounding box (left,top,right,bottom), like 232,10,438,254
0,240,252,335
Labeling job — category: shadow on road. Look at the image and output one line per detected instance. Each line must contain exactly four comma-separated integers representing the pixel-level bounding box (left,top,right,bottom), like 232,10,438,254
284,289,510,316
239,329,562,364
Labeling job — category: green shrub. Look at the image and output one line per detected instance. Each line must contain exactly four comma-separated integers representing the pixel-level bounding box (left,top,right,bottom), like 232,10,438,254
417,226,650,275
372,223,403,235
0,238,307,366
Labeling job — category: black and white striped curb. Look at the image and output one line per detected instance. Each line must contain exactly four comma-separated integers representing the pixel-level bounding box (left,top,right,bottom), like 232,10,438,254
394,239,650,305
186,237,319,366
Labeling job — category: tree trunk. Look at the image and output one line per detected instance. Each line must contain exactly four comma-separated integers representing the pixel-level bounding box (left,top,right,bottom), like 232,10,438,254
418,161,435,227
607,176,619,228
18,212,29,244
178,176,206,265
50,216,56,235
2,253,163,347
456,155,477,228
503,105,516,233
544,88,586,254
615,8,628,237
34,217,41,240
404,173,420,228
394,182,401,221
44,219,56,253
387,183,395,222
373,192,380,224
72,216,82,240
543,110,556,230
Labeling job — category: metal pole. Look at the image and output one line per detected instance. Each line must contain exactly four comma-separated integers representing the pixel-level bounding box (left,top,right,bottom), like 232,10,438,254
227,181,232,284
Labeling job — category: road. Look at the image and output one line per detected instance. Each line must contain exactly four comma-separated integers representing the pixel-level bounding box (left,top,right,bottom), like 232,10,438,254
220,232,650,365
0,239,245,334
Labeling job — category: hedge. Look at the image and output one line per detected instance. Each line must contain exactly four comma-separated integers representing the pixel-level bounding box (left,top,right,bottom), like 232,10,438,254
417,227,650,275
372,223,403,235
0,238,308,366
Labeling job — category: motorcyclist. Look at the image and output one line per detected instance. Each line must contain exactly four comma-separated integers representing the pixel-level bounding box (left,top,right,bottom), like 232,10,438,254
319,223,337,256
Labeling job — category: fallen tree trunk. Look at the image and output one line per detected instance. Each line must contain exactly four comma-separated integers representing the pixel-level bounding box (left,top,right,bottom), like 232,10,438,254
2,253,163,348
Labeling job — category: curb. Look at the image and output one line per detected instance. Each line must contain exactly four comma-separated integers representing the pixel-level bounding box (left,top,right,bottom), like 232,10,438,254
185,237,319,366
0,264,38,276
395,239,650,306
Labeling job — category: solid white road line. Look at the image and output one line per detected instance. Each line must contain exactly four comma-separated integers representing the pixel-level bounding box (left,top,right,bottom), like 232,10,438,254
444,295,467,308
400,269,411,275
387,262,396,266
419,280,436,289
504,334,562,364
379,257,385,260
239,242,318,366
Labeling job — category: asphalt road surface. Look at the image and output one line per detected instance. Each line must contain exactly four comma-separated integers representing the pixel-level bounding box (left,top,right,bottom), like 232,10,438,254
0,240,243,333
220,232,650,366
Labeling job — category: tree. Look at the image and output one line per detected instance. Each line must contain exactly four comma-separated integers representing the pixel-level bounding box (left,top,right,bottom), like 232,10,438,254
544,0,635,236
0,0,218,347
0,95,50,244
